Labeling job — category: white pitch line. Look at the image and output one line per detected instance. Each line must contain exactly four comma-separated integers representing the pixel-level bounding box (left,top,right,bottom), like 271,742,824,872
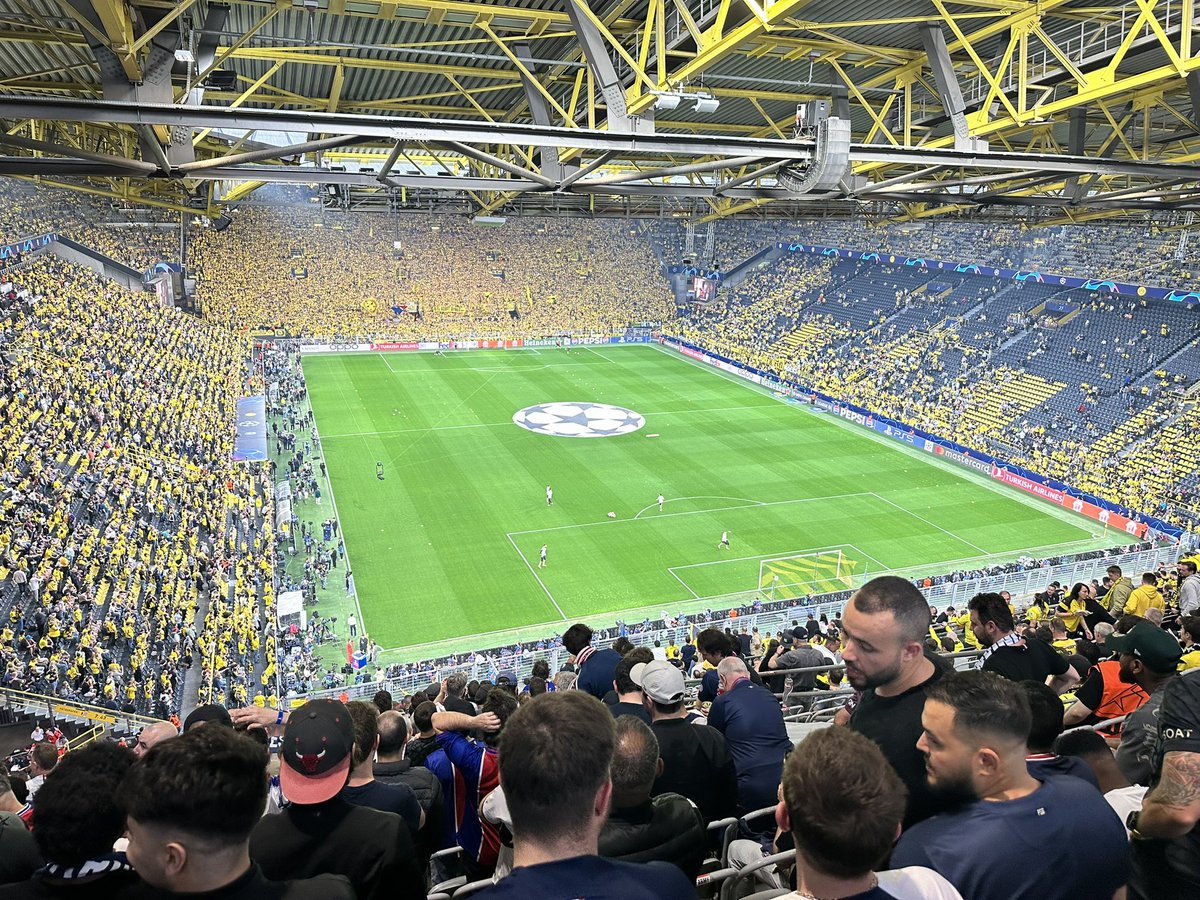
584,347,620,364
320,402,778,439
668,568,702,599
378,352,398,374
507,533,568,621
507,492,876,537
668,543,853,571
633,495,764,519
868,491,991,555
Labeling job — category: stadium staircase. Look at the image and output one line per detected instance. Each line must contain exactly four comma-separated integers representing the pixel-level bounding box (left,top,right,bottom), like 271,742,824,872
1088,397,1174,461
0,687,166,734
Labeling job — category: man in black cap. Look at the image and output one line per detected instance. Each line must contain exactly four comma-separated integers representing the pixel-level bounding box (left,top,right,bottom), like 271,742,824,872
249,699,425,900
182,703,233,731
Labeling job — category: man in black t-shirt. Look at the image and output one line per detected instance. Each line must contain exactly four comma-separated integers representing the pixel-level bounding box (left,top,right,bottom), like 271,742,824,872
635,660,738,823
970,592,1080,692
843,576,948,828
1127,668,1200,897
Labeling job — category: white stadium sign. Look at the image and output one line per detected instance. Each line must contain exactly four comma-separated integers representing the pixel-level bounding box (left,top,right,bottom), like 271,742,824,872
512,402,645,438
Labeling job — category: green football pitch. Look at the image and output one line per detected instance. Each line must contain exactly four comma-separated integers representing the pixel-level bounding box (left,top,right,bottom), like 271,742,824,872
303,344,1109,655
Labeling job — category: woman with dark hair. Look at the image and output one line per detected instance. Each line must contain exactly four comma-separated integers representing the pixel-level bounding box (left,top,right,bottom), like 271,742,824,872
1025,592,1052,626
757,638,785,695
1071,580,1113,635
1058,582,1095,639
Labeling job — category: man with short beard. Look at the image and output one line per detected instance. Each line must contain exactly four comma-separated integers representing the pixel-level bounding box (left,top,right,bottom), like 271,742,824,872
1109,622,1183,785
842,575,946,827
891,670,1128,900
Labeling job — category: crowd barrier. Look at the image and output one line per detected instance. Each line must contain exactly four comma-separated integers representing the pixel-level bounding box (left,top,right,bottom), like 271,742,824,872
303,544,1178,703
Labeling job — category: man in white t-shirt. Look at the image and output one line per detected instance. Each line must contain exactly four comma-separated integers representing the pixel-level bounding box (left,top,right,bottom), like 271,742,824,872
546,485,553,506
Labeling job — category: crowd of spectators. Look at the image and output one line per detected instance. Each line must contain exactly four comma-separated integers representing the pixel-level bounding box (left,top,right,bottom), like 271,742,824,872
0,180,179,274
678,250,1200,531
653,216,1200,291
189,194,672,339
0,253,293,716
3,566,1200,897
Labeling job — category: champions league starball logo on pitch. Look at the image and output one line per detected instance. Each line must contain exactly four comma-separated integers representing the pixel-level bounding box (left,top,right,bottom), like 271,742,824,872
513,402,645,438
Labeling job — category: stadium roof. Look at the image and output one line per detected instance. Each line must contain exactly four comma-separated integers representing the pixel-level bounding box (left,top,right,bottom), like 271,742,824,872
3,0,1200,223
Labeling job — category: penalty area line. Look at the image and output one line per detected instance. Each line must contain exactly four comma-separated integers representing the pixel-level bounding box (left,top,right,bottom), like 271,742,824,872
507,533,568,621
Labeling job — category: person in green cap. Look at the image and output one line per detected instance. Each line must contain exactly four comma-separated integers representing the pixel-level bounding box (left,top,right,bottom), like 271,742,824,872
1109,621,1184,785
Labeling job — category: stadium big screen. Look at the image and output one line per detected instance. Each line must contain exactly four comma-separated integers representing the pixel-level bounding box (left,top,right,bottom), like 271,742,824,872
691,275,717,301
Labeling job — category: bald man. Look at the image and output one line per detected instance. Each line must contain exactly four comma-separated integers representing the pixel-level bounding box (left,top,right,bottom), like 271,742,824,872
706,657,793,815
133,721,178,757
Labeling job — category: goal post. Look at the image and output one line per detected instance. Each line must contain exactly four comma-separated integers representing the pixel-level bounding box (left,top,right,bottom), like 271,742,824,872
757,548,862,600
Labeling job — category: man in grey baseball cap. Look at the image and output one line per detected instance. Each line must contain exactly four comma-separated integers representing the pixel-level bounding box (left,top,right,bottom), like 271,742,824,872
632,661,738,823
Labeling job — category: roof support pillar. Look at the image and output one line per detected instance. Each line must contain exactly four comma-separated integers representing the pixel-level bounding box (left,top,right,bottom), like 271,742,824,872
565,0,653,134
514,42,572,182
919,23,986,152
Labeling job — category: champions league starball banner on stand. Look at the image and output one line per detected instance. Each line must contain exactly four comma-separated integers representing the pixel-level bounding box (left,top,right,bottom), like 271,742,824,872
232,396,268,462
778,242,1200,305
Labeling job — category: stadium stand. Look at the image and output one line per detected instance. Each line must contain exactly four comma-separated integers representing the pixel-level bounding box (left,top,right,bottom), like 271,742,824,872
0,253,302,718
189,198,673,339
6,179,1200,898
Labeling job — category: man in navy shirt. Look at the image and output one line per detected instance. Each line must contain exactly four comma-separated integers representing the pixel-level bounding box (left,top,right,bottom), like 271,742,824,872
706,657,792,815
891,671,1129,899
477,692,694,899
564,623,621,700
341,701,424,835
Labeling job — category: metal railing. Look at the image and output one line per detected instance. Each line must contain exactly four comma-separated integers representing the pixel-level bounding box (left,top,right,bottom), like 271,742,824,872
302,543,1177,702
0,687,169,734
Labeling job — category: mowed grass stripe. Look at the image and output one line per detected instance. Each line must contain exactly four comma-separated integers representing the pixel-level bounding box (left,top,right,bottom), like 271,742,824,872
303,346,1104,648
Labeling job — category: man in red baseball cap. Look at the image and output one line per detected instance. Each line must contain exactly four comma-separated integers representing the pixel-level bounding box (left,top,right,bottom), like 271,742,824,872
249,699,425,900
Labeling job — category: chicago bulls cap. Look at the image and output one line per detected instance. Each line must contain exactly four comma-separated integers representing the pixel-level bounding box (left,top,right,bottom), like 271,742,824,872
280,698,355,804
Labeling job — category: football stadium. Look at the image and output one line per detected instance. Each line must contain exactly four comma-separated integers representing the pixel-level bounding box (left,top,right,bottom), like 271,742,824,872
1,0,1200,896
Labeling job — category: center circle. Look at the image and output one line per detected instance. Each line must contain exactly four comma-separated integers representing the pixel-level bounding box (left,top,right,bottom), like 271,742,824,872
513,402,646,438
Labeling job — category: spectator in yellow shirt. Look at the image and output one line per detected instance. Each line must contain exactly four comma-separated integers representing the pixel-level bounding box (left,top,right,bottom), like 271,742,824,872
1057,589,1092,639
1179,616,1200,672
1124,573,1164,618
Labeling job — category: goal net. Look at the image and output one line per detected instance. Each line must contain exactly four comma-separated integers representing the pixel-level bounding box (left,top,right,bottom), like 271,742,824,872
757,548,863,600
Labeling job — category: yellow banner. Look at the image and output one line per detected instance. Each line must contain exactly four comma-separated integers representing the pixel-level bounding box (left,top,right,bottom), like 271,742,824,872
54,704,116,724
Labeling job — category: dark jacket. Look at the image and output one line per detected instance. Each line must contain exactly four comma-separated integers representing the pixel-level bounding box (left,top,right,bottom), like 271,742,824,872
374,757,449,858
405,734,438,767
577,647,622,700
249,797,425,900
650,718,739,823
598,794,707,882
0,869,141,899
115,864,355,899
